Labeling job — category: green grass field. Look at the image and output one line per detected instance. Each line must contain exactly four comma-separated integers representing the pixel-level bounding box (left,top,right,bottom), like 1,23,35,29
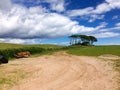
0,43,120,59
0,43,64,59
67,45,120,56
0,43,63,50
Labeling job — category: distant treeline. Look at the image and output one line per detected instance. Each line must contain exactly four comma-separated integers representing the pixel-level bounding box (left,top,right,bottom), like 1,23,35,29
69,34,97,46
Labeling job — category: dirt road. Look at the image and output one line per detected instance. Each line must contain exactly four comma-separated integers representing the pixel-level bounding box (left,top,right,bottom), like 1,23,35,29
1,52,118,90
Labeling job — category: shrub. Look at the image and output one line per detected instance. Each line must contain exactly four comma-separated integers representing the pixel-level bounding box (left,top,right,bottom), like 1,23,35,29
0,47,46,59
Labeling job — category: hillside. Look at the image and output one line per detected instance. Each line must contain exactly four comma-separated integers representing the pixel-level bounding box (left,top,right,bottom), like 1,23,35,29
0,43,63,50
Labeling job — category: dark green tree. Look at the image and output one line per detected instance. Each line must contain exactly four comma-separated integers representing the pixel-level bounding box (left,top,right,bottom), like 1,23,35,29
69,34,97,46
69,34,80,45
79,35,88,44
88,36,97,45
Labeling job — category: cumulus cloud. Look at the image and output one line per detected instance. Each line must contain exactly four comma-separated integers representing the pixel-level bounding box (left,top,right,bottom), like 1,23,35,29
67,2,111,16
12,0,41,4
88,15,105,22
99,25,120,32
0,38,37,44
92,3,111,14
0,0,119,44
0,0,12,11
68,0,120,16
67,7,93,17
0,2,104,40
106,0,120,9
44,0,65,12
116,22,120,27
67,0,120,21
97,22,108,29
94,32,120,38
12,0,65,12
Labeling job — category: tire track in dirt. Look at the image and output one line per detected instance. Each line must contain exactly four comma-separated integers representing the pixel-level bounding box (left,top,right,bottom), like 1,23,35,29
8,52,118,90
41,57,87,90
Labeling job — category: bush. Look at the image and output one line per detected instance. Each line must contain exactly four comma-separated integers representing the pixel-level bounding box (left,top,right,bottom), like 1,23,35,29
0,47,46,59
0,46,69,60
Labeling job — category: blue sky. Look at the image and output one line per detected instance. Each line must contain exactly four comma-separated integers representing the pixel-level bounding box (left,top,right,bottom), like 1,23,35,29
0,0,120,45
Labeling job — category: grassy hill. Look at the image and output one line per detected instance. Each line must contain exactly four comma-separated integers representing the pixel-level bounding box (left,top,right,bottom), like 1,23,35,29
0,43,64,59
0,43,63,50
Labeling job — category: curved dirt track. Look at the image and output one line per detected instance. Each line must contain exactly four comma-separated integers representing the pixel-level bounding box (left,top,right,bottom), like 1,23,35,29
5,52,118,90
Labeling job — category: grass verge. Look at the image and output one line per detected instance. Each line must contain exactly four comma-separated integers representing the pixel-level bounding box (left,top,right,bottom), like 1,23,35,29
113,59,120,90
67,45,120,56
0,68,28,90
0,43,66,60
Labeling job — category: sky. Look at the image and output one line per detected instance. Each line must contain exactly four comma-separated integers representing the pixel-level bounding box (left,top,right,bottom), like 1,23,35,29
0,0,120,45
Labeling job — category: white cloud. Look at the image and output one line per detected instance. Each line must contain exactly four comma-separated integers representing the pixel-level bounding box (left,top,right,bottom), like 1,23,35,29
68,0,120,16
0,0,119,44
106,0,120,9
29,6,48,14
0,38,37,44
89,15,105,22
0,0,12,11
115,22,120,27
93,3,111,14
90,22,108,33
94,32,120,38
99,26,120,32
45,0,65,12
0,4,101,40
12,0,65,12
67,0,120,21
67,7,93,17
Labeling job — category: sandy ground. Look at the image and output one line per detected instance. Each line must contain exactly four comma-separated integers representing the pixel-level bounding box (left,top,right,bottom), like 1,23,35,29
1,52,119,90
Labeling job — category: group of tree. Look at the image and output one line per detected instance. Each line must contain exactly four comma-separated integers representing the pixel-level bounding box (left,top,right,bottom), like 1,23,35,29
69,34,97,46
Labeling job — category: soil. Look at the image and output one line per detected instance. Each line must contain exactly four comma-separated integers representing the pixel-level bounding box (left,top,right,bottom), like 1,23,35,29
2,52,118,90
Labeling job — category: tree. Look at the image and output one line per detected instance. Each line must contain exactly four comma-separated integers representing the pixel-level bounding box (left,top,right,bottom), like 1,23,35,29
69,34,97,46
74,34,79,44
79,35,89,45
69,34,79,45
88,36,97,45
69,35,73,45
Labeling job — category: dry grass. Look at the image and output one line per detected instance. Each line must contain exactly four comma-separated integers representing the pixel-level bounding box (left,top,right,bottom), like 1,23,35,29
0,64,30,90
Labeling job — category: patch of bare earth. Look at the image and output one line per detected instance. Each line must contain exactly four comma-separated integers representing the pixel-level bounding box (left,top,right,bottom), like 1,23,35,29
1,52,118,90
